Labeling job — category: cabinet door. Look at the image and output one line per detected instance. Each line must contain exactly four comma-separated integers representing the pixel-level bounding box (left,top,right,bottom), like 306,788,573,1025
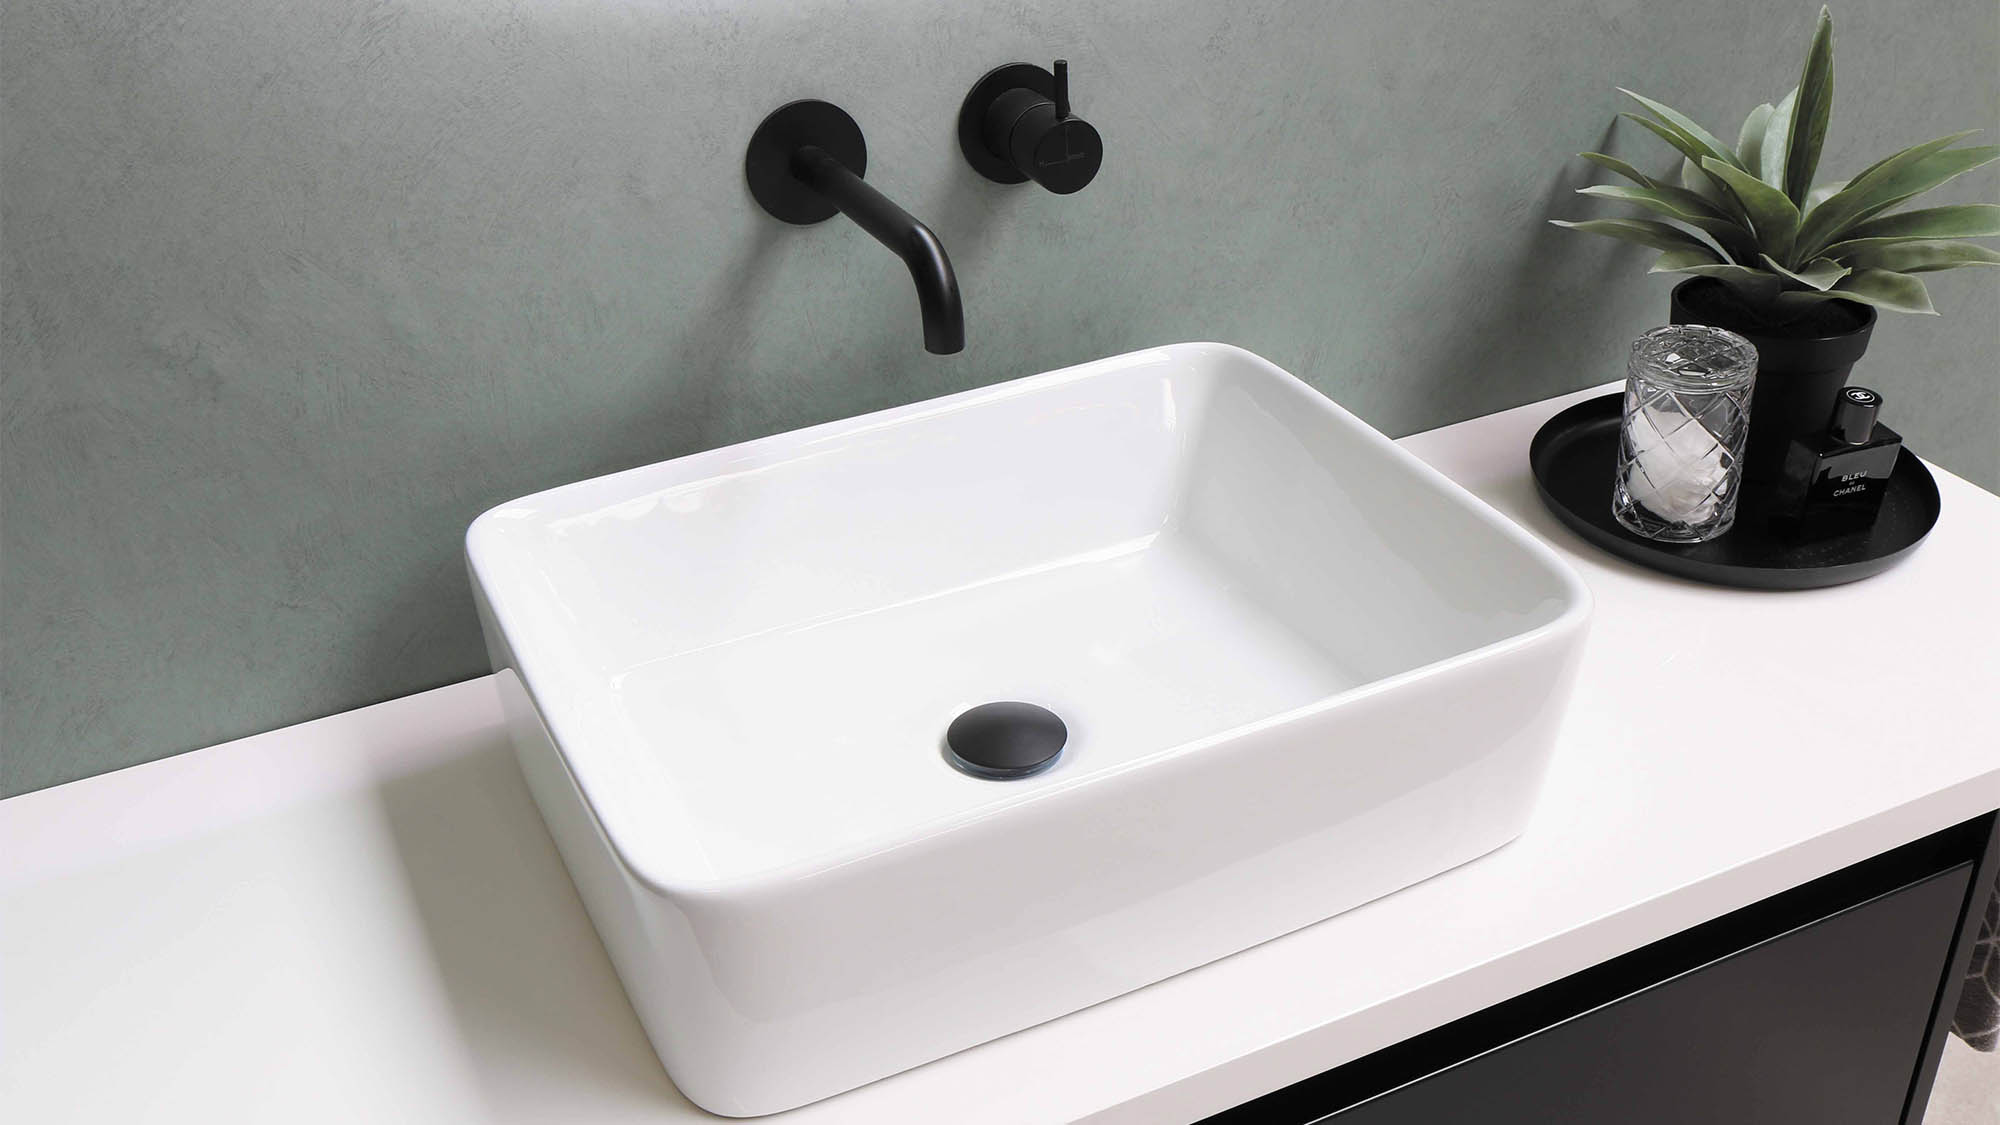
1211,859,1975,1125
1209,818,1999,1125
1327,865,1972,1124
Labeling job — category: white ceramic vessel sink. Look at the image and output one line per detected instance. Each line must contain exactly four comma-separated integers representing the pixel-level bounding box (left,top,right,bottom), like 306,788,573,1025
467,343,1590,1116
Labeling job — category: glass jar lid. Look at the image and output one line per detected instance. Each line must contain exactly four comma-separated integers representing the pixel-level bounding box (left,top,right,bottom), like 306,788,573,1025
1629,325,1758,391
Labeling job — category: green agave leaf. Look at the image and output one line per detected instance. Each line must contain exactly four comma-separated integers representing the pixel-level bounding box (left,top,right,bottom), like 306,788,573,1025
1822,146,2000,250
1550,218,1721,257
1797,257,1852,288
1843,204,2000,241
1842,129,1979,190
1760,87,1798,186
1737,103,1776,176
1759,253,1849,290
1817,235,1921,259
1651,250,1784,302
1774,268,1937,315
1580,184,1758,261
1619,88,1742,168
1796,137,1997,257
1783,8,1835,207
1833,269,1934,313
1580,151,1662,189
1681,157,1735,217
1701,156,1801,259
1805,179,1848,210
1623,113,1726,169
1577,184,1728,221
1832,239,2000,273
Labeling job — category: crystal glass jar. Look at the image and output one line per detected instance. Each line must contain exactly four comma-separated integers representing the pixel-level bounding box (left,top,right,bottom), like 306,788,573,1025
1613,325,1759,543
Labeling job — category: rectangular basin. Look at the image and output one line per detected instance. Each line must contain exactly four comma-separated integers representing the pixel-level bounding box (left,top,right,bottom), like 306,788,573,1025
466,343,1591,1116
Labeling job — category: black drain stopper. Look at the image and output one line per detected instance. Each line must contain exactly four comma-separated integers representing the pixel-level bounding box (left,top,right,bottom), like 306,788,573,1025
944,702,1067,780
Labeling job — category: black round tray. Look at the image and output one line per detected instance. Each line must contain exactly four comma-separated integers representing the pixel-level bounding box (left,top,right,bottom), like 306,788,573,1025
1529,393,1940,590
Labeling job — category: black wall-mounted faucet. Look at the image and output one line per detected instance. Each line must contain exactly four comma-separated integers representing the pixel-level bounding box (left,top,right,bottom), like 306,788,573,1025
745,100,964,355
959,60,1103,195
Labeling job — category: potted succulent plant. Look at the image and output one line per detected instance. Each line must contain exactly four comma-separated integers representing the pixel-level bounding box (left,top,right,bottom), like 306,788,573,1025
1555,7,1998,489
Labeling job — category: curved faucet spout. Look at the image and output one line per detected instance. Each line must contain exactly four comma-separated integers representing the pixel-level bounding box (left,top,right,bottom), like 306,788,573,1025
792,145,965,355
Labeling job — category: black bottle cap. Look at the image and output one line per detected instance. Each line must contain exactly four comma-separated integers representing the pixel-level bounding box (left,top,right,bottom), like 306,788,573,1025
1829,386,1881,445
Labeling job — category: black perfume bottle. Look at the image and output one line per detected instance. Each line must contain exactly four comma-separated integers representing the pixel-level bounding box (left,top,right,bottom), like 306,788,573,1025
1779,386,1901,538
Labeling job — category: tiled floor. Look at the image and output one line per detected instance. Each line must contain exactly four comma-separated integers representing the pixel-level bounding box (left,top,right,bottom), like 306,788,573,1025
1928,1040,2000,1123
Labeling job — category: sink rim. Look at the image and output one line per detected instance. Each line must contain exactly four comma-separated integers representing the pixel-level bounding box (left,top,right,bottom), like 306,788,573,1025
468,342,1593,900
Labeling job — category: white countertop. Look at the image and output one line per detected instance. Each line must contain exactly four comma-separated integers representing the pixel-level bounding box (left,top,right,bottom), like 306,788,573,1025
6,384,1999,1124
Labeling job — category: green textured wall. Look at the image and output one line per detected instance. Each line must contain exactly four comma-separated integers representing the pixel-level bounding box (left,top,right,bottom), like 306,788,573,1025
4,0,1996,795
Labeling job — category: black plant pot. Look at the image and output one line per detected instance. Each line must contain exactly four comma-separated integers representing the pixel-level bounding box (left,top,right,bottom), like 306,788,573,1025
1669,277,1875,495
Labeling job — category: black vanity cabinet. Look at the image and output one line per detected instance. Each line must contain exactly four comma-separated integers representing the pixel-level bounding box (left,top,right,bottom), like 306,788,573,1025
1206,815,1998,1125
